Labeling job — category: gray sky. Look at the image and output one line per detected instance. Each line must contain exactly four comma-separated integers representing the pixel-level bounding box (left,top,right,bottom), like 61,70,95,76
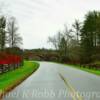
0,0,100,49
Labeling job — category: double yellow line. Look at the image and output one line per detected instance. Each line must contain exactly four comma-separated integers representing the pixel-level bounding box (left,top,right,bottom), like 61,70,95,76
59,73,83,100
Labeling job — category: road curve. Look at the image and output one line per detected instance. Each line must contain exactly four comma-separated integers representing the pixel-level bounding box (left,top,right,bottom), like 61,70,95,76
3,62,100,100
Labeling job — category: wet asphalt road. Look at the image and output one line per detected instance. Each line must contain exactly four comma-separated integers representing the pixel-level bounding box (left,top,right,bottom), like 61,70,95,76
3,62,100,100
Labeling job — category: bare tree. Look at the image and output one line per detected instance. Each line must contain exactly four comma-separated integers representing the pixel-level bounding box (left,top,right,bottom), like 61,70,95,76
48,25,73,62
7,17,22,48
48,31,62,50
72,19,81,42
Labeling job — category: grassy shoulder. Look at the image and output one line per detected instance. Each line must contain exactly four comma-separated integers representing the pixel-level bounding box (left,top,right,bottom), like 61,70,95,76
64,64,100,76
53,61,100,76
0,61,39,98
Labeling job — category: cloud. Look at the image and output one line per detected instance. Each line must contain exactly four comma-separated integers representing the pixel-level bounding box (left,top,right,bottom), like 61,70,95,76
0,0,100,49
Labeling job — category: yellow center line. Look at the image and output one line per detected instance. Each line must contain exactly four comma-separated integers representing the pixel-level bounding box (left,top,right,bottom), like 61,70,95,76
59,73,83,100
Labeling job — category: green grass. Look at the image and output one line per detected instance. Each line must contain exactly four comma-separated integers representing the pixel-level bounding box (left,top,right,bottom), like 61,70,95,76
65,64,100,76
0,61,39,93
52,61,100,75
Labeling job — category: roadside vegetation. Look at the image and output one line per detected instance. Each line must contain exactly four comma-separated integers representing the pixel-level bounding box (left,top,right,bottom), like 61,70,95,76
24,11,100,75
0,10,40,99
64,63,100,75
48,11,100,72
0,61,39,98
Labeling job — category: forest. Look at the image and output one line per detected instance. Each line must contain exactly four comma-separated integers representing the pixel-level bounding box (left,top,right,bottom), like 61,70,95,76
25,11,100,70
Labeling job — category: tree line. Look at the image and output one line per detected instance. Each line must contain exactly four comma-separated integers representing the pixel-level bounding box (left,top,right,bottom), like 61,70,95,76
0,16,22,52
48,11,100,65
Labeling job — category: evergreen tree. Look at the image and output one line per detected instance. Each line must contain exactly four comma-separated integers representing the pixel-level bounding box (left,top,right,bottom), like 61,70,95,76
0,16,6,51
81,11,100,63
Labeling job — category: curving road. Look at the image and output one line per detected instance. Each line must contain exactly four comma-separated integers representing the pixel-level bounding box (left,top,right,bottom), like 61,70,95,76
3,62,100,100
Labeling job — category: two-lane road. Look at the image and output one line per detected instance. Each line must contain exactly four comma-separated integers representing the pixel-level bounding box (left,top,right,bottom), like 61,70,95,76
3,62,100,100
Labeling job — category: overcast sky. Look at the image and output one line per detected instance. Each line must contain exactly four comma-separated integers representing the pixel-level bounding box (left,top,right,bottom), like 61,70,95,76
0,0,100,49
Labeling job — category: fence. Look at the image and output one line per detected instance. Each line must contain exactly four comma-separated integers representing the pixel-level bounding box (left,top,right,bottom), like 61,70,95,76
0,52,23,74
